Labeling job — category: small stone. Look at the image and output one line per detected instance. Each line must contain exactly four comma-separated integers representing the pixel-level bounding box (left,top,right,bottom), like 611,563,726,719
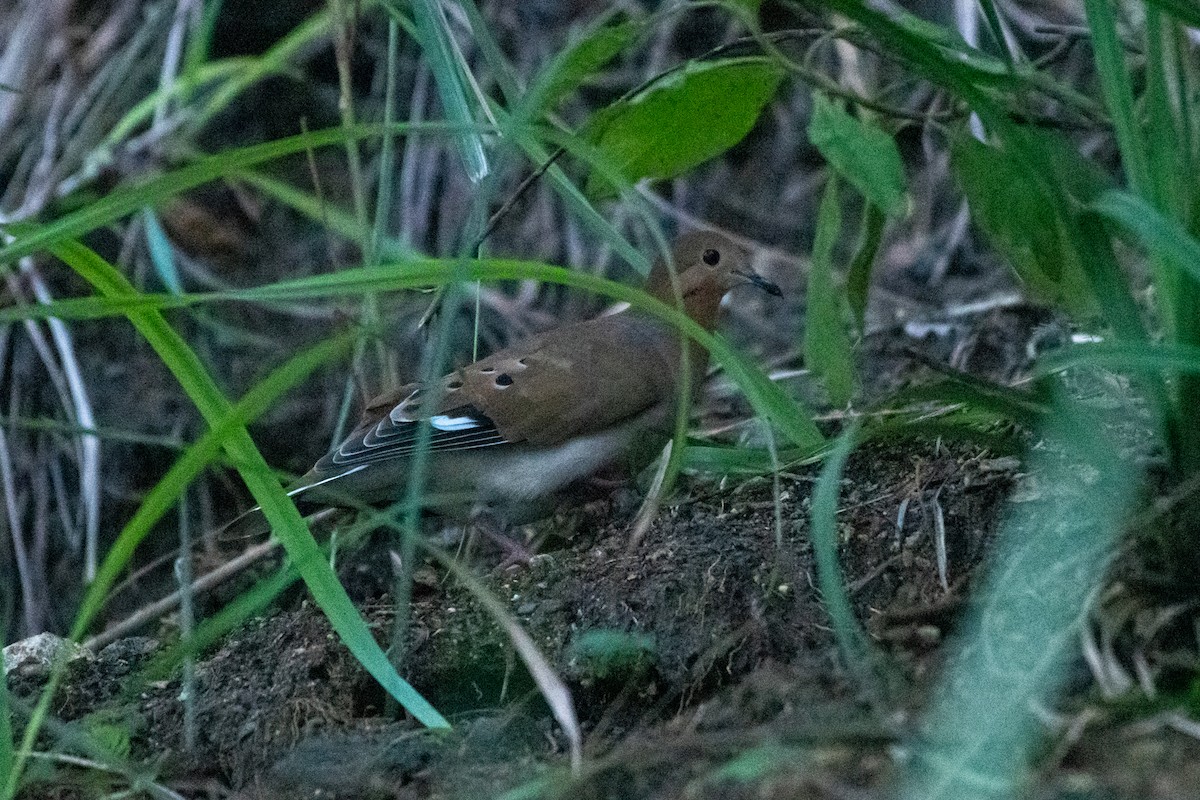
3,633,92,679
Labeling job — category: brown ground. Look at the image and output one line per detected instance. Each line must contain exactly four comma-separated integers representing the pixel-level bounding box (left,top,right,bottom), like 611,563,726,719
10,421,1200,799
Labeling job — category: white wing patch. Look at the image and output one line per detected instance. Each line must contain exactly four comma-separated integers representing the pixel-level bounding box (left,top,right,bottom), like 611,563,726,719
430,414,482,431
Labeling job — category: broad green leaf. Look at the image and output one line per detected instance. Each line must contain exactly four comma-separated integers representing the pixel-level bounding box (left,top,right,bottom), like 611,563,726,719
951,133,1095,317
808,93,908,216
804,176,857,407
525,16,642,115
586,57,784,196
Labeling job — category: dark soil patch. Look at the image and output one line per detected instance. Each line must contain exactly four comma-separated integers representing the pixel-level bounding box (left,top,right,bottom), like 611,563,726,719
10,440,1021,798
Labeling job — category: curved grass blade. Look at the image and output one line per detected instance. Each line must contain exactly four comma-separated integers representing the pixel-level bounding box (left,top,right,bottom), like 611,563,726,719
0,121,461,267
898,384,1140,800
0,257,824,450
1093,189,1200,286
810,420,885,698
47,240,450,730
1,324,369,797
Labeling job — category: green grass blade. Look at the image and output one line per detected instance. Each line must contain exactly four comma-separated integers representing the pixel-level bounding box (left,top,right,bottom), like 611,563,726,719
182,0,224,74
188,6,340,134
407,0,489,181
236,168,418,261
0,122,460,267
809,421,880,695
1144,0,1200,26
450,0,520,105
141,208,183,294
899,385,1140,799
2,322,361,796
48,240,449,730
101,58,254,151
804,175,857,406
1037,341,1200,377
69,340,353,645
499,118,647,271
0,255,824,450
1083,0,1152,198
1093,189,1200,285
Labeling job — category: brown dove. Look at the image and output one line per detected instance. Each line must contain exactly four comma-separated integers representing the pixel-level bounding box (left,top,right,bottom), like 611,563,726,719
220,231,780,542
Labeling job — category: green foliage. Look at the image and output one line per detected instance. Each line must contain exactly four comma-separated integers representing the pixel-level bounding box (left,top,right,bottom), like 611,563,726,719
524,15,643,115
804,176,857,407
899,386,1141,800
15,0,1200,793
845,203,886,332
803,93,905,389
1144,0,1200,27
809,421,886,698
53,240,448,730
405,0,488,181
950,132,1099,318
807,93,907,216
79,710,134,762
586,57,784,196
697,743,792,788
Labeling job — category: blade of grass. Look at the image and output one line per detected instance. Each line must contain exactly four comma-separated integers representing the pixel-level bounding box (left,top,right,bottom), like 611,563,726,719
236,169,417,261
1036,341,1200,377
419,544,583,774
1093,189,1200,286
181,0,224,74
1083,0,1152,199
0,256,825,449
810,420,884,698
1144,0,1200,26
2,329,363,796
406,0,489,181
0,121,462,267
45,240,450,731
898,383,1140,800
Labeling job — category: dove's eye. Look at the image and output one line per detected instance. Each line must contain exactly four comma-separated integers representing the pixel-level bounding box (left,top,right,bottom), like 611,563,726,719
702,249,721,266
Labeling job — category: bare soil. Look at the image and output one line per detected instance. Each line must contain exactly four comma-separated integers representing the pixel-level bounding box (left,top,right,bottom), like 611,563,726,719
12,423,1200,799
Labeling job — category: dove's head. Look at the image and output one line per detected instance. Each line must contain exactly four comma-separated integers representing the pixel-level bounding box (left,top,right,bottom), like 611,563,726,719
646,231,781,330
